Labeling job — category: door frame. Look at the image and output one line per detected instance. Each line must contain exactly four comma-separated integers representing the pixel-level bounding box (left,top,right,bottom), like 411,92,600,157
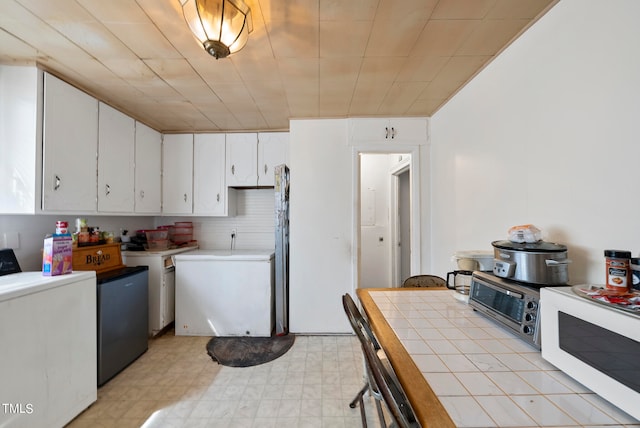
352,144,421,290
390,159,410,287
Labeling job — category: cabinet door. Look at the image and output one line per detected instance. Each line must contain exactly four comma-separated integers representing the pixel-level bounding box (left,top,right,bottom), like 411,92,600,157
42,73,98,212
134,122,162,214
350,118,391,142
0,66,39,214
257,132,289,186
162,134,193,214
388,118,427,143
162,267,176,327
226,133,258,187
194,134,236,216
97,102,135,213
350,118,427,143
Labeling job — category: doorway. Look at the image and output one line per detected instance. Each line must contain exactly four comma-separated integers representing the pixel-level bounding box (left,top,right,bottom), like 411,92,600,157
358,152,413,288
393,163,411,286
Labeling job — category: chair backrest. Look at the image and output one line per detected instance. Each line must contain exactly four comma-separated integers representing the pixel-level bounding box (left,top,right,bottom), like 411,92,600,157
342,293,382,354
402,274,446,288
342,294,421,428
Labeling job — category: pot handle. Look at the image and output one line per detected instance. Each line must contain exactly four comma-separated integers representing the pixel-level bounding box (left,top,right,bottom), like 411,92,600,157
545,259,572,266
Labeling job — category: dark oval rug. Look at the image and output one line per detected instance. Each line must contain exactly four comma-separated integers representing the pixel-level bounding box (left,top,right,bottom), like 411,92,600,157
206,335,295,367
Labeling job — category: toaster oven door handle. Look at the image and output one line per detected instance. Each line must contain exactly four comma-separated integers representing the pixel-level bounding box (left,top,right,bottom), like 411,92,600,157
477,279,524,299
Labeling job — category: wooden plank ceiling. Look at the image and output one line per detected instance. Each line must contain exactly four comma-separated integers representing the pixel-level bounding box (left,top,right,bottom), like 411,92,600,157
0,0,557,132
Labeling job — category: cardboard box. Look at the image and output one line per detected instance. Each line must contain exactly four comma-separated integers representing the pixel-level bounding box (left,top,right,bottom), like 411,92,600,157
42,235,73,276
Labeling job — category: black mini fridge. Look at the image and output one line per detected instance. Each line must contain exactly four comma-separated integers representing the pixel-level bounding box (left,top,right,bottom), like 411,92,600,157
97,266,149,386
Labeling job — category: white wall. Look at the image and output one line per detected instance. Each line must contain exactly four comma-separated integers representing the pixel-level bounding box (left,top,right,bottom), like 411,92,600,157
429,0,640,284
289,119,353,333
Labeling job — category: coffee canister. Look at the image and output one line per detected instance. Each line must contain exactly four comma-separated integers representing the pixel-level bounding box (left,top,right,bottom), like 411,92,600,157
604,250,631,292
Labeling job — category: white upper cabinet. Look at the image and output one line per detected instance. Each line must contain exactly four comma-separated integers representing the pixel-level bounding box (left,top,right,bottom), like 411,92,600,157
0,66,41,214
226,133,258,187
193,134,237,216
257,132,289,187
162,134,193,214
350,118,427,144
42,72,98,212
97,102,135,213
226,132,289,187
134,122,162,214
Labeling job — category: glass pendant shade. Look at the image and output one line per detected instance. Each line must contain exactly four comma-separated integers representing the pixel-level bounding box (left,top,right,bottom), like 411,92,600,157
181,0,253,59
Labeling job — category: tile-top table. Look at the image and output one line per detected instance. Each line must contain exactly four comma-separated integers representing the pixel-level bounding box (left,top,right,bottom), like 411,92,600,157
356,288,640,428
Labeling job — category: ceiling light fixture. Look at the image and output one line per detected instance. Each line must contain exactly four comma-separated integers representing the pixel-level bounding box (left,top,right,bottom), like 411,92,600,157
180,0,253,59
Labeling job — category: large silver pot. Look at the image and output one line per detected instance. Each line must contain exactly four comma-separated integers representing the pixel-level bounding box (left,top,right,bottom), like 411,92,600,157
491,240,570,285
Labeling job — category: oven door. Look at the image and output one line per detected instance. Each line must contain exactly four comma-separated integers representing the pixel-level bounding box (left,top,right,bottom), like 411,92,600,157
541,287,640,420
469,272,540,348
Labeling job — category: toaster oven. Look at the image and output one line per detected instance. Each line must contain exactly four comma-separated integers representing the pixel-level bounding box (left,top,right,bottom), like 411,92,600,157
469,271,541,349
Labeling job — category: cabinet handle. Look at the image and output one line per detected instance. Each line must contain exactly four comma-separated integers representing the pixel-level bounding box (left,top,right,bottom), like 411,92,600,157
385,127,389,139
183,193,187,202
216,193,220,202
264,164,268,174
140,190,145,199
391,127,396,139
105,184,111,196
54,175,61,191
231,165,235,175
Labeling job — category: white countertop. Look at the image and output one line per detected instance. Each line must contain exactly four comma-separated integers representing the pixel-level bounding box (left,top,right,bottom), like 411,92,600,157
0,271,96,302
368,289,640,427
173,249,275,261
122,245,198,257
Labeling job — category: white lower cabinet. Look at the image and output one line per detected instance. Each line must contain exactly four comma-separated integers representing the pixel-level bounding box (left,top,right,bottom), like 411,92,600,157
42,72,98,212
162,134,193,214
123,248,196,337
193,134,237,216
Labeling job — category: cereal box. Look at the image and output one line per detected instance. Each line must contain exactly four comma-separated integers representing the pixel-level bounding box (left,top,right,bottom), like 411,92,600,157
42,235,73,276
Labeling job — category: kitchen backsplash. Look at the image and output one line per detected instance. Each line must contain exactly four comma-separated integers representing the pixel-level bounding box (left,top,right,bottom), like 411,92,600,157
0,188,275,271
160,189,275,251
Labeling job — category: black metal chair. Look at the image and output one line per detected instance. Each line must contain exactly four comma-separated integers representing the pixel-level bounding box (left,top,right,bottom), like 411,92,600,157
342,293,421,428
402,274,446,288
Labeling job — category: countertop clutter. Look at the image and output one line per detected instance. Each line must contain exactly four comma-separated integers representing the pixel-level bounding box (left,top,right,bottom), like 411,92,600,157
357,288,640,428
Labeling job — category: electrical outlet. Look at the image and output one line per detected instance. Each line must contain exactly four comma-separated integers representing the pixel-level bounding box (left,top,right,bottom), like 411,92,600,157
3,232,20,249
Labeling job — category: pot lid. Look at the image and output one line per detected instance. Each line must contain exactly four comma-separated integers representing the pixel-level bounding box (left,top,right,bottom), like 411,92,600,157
492,240,567,252
453,250,493,259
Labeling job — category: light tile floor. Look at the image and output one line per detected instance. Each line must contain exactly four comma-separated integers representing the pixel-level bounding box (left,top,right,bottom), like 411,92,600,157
66,330,383,428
